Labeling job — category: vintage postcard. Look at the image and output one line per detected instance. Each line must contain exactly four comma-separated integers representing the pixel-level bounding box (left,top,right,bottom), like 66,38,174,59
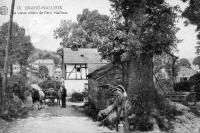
0,0,200,133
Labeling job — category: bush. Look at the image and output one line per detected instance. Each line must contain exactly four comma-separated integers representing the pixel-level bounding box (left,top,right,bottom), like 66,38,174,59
0,95,28,121
189,73,200,100
173,73,200,100
7,75,28,101
0,75,29,121
70,92,84,102
174,81,192,92
83,99,99,120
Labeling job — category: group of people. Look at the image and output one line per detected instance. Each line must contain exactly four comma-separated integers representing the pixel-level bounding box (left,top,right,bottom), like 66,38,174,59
29,82,67,109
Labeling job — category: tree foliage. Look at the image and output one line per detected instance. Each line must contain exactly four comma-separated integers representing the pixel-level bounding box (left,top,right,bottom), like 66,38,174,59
0,22,34,71
154,54,179,80
41,53,60,66
181,0,200,54
179,58,191,68
193,56,200,68
38,65,49,79
30,49,60,66
54,9,112,49
99,0,180,62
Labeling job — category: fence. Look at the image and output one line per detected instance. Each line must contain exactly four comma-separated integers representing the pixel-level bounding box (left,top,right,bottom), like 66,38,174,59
165,91,197,105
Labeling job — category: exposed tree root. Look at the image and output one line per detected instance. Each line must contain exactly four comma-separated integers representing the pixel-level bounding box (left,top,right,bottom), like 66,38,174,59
97,90,194,132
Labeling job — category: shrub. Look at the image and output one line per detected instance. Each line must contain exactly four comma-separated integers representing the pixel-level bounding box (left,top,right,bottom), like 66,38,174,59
0,94,28,121
189,73,200,100
70,92,84,102
0,76,29,120
83,99,99,120
174,81,192,92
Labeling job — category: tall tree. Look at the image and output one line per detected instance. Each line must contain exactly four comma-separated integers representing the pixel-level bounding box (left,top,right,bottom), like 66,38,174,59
54,9,112,48
1,0,15,113
181,0,200,54
98,0,180,130
0,22,34,76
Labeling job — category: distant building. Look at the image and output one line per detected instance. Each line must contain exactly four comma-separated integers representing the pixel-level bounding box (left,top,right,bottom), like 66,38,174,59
54,67,62,80
12,63,39,84
62,48,107,95
26,66,39,84
32,59,55,77
176,66,197,82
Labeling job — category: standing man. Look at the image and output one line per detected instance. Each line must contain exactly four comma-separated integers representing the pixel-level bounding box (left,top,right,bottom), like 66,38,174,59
61,85,67,108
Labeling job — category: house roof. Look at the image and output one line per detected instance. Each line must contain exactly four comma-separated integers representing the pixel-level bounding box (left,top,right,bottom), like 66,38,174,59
27,65,38,73
34,59,54,64
63,48,106,64
88,63,121,79
88,63,107,74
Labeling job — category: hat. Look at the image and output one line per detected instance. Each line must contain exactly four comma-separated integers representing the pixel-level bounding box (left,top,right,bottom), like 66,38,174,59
116,85,125,92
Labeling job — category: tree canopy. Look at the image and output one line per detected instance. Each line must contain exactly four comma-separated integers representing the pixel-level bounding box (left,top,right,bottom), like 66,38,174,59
181,0,200,54
38,65,49,79
0,22,34,73
179,58,191,68
193,56,200,68
54,8,112,49
98,0,180,63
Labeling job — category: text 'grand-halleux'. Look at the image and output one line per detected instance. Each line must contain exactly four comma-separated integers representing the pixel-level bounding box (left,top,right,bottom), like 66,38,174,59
20,6,63,10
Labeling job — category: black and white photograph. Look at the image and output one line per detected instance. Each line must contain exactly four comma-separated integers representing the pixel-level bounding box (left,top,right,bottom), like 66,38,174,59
0,0,200,132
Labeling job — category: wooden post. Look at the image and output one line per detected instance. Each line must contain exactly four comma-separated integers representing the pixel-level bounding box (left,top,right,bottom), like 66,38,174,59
123,101,130,133
1,0,15,113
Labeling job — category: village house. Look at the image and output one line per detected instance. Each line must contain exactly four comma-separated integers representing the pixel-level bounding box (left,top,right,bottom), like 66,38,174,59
26,66,39,84
62,48,107,95
176,66,197,82
9,63,39,85
54,67,62,81
32,59,55,77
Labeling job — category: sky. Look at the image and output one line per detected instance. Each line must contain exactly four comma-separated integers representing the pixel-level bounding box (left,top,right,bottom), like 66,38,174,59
0,0,198,60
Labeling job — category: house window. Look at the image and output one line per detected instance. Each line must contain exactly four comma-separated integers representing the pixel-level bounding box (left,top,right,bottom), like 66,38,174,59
65,64,88,80
180,77,187,82
76,67,81,72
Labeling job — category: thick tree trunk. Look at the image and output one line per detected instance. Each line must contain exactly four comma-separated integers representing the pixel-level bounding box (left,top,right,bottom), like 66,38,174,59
127,53,155,96
122,61,129,91
127,53,157,130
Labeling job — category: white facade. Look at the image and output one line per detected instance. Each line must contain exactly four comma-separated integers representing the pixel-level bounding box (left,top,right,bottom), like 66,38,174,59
62,48,107,95
32,59,55,77
64,64,88,95
64,80,88,95
55,67,62,80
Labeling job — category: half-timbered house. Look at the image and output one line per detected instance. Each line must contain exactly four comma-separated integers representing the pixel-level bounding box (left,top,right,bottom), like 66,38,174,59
62,48,107,95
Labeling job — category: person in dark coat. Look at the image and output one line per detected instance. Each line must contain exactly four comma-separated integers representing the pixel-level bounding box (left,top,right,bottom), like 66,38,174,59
61,85,67,108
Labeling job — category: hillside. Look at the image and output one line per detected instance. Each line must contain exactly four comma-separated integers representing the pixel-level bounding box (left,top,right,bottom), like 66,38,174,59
30,48,61,66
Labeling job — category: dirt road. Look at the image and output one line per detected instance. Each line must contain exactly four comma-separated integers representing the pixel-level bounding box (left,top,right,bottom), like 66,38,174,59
2,102,115,133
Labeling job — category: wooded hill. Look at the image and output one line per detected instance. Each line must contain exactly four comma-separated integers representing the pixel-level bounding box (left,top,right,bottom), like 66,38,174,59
30,48,61,66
